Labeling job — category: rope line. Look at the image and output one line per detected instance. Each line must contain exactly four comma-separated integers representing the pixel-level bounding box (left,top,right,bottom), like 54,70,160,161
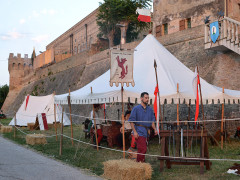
4,111,240,123
8,125,240,163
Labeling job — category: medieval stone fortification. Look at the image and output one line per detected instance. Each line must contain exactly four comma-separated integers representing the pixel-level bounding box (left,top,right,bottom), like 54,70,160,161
2,0,240,133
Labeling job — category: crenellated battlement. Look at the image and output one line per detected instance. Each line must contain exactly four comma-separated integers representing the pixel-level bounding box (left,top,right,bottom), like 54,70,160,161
8,53,32,72
8,53,33,90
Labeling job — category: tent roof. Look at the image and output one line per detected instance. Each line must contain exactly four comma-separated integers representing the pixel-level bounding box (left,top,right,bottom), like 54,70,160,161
55,34,240,105
9,94,70,126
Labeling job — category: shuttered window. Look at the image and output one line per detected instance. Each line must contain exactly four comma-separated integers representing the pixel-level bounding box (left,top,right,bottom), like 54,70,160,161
156,25,162,37
187,18,191,28
164,23,168,35
179,20,185,31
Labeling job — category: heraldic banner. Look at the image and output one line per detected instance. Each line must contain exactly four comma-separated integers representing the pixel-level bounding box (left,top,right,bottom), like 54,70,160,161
110,49,135,87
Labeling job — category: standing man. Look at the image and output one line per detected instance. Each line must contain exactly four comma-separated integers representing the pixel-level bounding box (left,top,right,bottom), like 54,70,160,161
129,92,158,162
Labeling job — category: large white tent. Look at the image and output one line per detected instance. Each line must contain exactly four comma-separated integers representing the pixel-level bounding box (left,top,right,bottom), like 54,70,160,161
55,34,240,105
9,94,70,126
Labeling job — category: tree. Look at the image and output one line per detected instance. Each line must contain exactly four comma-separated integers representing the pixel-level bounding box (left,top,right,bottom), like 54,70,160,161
31,47,36,65
0,84,9,109
97,0,151,47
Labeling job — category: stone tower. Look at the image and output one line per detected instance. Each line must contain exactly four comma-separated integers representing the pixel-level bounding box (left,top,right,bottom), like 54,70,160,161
8,53,32,90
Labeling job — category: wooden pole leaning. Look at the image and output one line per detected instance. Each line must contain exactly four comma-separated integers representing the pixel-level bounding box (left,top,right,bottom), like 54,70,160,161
93,104,99,151
221,87,224,150
59,107,64,156
14,112,16,139
154,60,163,129
67,89,74,146
53,91,58,141
121,85,125,158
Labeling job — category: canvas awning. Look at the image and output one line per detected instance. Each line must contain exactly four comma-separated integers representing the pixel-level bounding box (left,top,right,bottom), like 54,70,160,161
55,34,240,105
9,94,70,126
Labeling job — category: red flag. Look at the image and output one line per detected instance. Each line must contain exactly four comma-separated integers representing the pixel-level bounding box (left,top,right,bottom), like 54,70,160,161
192,68,200,124
41,113,48,130
136,8,151,22
154,85,160,134
25,95,30,111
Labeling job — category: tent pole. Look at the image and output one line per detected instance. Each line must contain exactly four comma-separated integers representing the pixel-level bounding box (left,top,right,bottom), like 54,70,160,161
197,67,205,129
53,91,58,141
93,104,99,151
154,59,163,129
121,85,125,158
59,107,64,156
221,87,224,150
68,89,74,146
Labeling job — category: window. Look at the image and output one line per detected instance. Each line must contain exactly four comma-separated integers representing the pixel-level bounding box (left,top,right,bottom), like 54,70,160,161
179,20,185,31
156,25,162,37
179,18,191,31
163,23,168,35
187,18,191,29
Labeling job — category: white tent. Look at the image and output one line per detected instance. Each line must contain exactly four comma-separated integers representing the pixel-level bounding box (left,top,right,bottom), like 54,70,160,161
9,94,70,127
55,34,240,105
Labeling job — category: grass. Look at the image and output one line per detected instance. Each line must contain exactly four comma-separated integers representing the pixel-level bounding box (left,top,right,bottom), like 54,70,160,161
0,118,240,179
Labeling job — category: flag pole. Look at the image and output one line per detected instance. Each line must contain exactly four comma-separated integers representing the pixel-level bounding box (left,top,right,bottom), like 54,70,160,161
154,59,163,129
197,66,205,128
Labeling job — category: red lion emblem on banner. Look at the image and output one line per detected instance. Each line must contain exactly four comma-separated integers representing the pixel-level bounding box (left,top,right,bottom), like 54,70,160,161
116,56,128,79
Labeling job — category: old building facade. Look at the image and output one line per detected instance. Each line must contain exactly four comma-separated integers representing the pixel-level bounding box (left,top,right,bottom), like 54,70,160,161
153,0,240,37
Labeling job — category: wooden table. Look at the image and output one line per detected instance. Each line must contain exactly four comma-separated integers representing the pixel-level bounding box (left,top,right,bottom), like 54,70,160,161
157,129,211,174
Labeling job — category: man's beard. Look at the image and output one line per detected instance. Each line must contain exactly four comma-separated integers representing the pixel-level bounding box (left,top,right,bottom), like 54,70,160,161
142,101,148,105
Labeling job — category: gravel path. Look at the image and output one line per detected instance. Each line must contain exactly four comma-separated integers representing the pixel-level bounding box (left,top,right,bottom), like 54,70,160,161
0,136,102,180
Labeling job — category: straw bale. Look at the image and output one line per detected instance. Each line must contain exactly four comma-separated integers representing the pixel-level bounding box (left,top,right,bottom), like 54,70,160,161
53,122,62,128
1,126,12,133
27,123,35,131
103,159,152,180
26,134,47,145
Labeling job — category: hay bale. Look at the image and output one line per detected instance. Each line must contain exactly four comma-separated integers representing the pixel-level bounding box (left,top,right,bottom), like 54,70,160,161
53,122,62,128
1,126,12,133
26,134,47,145
27,123,36,131
103,159,152,180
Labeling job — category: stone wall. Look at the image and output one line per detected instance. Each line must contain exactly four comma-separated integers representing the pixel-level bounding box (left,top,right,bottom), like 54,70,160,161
46,8,99,56
4,22,240,135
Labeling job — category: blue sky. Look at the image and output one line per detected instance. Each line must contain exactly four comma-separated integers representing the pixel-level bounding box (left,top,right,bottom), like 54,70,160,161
0,0,103,86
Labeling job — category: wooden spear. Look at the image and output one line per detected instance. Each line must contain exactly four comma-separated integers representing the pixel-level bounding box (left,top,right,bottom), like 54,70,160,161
154,60,163,128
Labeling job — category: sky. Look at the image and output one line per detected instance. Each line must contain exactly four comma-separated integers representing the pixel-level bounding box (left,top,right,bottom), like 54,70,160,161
0,0,104,86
